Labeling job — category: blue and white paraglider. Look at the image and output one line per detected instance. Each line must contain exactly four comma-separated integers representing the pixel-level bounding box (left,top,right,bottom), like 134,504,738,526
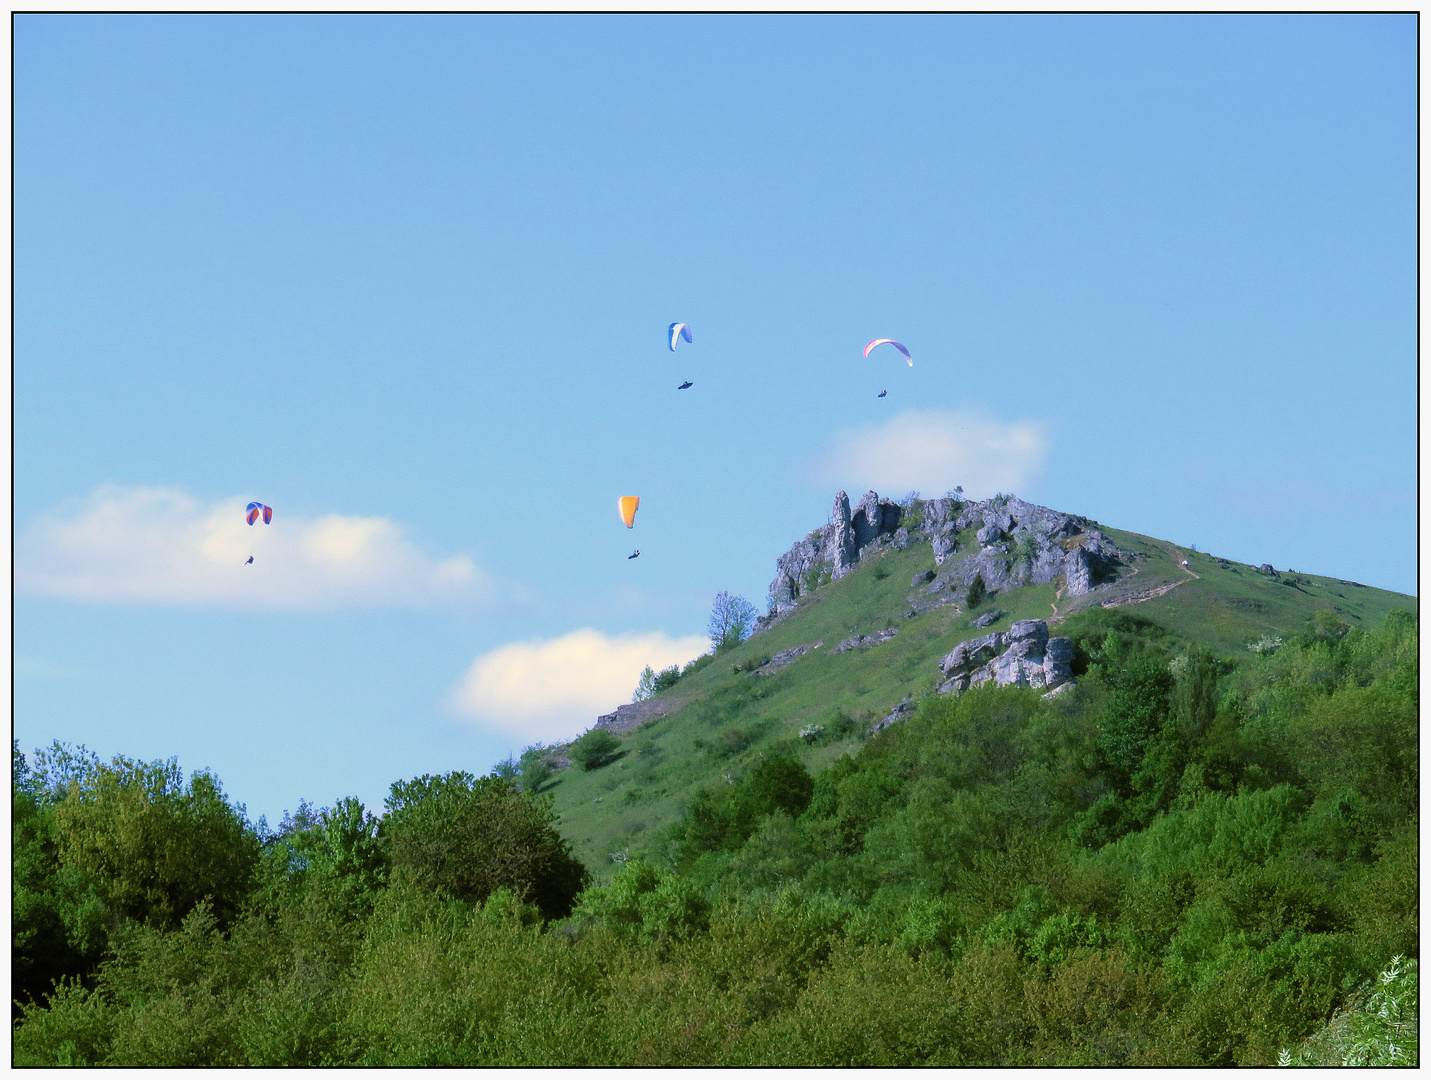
668,322,693,351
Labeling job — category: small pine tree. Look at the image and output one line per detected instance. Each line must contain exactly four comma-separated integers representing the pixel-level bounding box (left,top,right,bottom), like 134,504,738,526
966,573,987,609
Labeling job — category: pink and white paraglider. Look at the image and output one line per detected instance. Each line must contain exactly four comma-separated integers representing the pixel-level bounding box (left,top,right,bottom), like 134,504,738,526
864,338,912,366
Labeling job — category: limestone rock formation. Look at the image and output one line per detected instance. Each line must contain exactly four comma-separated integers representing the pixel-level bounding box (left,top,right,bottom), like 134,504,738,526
593,696,679,734
765,489,1132,623
833,627,899,654
750,641,823,675
767,490,905,616
871,697,915,734
936,619,1073,695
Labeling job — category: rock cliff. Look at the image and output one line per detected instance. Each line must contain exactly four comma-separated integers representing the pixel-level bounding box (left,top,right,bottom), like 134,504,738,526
764,489,1131,621
766,490,907,617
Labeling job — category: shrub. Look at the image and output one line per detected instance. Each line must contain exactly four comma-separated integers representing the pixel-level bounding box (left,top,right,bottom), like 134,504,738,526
573,859,711,949
741,754,815,821
966,574,987,609
519,745,555,793
706,726,760,761
682,652,715,677
570,729,623,771
801,563,832,595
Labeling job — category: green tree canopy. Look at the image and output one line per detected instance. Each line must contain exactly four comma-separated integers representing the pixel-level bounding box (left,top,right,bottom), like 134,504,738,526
48,749,261,932
382,771,588,920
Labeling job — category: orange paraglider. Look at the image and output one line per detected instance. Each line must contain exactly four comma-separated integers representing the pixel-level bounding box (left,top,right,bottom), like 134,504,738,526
618,496,640,528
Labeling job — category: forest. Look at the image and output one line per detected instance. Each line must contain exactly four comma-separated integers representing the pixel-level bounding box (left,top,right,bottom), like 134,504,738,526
12,608,1417,1066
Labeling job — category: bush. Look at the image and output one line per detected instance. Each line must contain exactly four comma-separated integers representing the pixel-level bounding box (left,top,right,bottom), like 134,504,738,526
570,729,622,772
966,573,987,609
801,562,833,594
706,726,761,761
383,772,588,920
572,859,711,949
682,653,715,677
1280,955,1418,1066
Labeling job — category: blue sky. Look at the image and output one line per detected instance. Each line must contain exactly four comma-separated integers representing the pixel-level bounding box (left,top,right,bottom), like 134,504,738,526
15,14,1416,826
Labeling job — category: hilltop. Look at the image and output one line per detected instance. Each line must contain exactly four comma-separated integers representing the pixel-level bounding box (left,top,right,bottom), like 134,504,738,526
543,490,1414,876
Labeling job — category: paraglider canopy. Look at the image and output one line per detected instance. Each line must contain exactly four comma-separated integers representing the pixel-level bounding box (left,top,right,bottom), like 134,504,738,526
864,339,913,366
668,323,693,351
246,502,273,525
618,496,640,528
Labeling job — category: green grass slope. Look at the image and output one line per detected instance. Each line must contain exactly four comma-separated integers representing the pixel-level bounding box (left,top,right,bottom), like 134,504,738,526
545,513,1414,879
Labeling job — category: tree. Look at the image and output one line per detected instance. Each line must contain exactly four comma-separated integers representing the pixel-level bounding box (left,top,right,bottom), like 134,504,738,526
632,664,681,703
13,752,109,1011
49,750,261,932
572,859,710,949
382,772,588,920
633,665,659,702
709,591,758,652
254,795,387,923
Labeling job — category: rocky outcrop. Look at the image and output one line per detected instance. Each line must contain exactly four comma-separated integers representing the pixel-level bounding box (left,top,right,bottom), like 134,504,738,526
593,696,680,734
871,697,915,734
766,490,1132,623
936,619,1073,695
916,496,1128,598
1063,530,1124,597
833,627,899,654
750,641,823,674
970,608,1006,629
767,490,905,616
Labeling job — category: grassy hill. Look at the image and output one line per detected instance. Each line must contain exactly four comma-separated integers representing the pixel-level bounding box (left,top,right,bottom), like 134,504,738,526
544,505,1414,879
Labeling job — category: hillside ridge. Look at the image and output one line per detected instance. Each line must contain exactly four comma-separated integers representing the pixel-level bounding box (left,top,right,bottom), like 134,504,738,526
540,487,1413,875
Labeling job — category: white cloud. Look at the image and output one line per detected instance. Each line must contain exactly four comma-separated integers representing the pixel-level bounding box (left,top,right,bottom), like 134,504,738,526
813,406,1047,501
17,485,497,612
449,628,709,744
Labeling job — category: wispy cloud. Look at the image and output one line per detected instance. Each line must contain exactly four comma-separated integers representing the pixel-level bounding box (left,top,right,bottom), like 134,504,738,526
17,485,500,612
813,405,1047,500
449,628,709,744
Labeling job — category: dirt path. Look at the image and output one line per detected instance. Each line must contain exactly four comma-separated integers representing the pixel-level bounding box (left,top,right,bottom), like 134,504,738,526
1091,547,1199,612
1169,546,1200,579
